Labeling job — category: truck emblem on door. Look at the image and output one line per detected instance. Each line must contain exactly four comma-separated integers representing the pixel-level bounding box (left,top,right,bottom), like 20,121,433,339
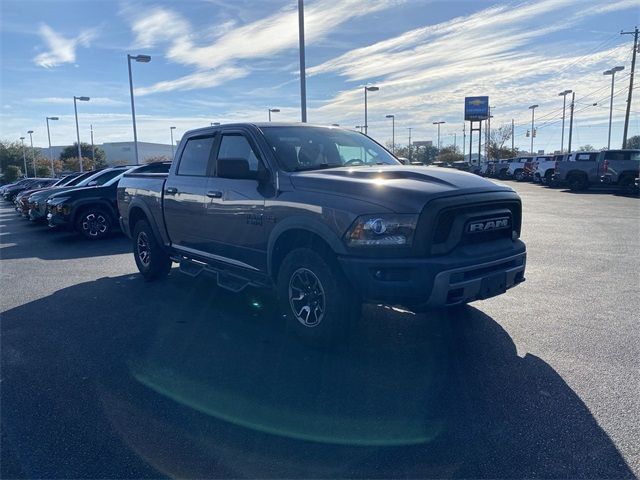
468,217,510,233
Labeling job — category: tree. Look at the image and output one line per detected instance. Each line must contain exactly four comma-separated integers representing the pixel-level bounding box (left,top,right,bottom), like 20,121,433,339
59,143,107,168
578,144,595,152
437,145,464,164
35,157,63,177
144,155,171,164
63,157,95,172
626,135,640,149
0,140,28,172
487,125,513,160
3,165,22,183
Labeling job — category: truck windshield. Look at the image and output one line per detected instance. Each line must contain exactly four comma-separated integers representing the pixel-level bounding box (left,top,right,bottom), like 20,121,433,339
261,126,400,172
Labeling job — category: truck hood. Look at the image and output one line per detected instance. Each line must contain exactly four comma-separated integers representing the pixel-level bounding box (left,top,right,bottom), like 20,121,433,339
28,185,85,201
289,166,514,213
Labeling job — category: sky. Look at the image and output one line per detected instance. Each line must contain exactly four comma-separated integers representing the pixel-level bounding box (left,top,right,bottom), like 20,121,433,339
1,0,639,155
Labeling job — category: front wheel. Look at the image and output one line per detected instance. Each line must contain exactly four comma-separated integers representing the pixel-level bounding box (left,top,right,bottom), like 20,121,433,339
514,169,524,181
277,248,360,344
76,208,113,240
133,219,172,281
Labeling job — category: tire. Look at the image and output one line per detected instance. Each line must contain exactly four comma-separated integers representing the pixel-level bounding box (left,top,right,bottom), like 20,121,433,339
498,169,508,180
276,247,360,344
514,169,524,181
133,219,172,281
568,173,589,191
75,207,113,240
544,170,554,185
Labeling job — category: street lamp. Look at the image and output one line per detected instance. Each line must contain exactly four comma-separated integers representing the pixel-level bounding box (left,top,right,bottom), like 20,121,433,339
73,96,90,172
27,130,35,177
268,108,280,121
19,137,27,177
170,126,176,158
603,66,624,149
558,90,572,152
432,121,445,150
385,114,395,154
528,104,538,154
363,86,379,135
46,117,58,177
127,54,151,165
407,127,413,161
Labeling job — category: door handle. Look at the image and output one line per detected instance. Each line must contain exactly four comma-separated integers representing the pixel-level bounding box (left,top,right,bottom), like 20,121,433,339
207,190,223,199
165,187,178,195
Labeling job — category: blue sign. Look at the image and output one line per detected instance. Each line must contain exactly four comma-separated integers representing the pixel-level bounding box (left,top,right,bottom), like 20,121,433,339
465,96,489,121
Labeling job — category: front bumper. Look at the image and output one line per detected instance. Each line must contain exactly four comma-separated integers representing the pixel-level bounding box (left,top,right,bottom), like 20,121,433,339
339,240,526,309
47,210,71,229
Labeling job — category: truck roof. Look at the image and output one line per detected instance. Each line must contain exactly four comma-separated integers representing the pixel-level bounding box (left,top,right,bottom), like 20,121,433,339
182,122,351,137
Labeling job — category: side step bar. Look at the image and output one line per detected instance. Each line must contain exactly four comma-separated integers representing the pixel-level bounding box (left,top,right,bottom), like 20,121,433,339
173,256,267,292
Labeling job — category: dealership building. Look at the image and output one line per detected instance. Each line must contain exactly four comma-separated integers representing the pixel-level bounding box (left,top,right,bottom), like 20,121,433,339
42,141,174,165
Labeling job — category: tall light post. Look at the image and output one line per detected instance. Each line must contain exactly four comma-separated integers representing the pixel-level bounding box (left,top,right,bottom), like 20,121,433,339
90,124,95,164
27,130,35,177
558,90,572,152
170,126,176,158
363,86,379,135
46,117,58,177
432,121,445,150
73,95,90,172
298,0,307,122
407,127,413,161
127,54,151,165
385,114,395,154
19,137,27,177
268,108,280,121
603,66,624,149
528,104,538,154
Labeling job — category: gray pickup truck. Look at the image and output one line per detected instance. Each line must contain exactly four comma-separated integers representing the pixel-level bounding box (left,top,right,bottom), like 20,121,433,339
553,150,639,191
118,123,526,342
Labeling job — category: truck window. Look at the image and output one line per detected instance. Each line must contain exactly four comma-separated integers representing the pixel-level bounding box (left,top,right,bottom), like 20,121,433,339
178,136,214,176
602,151,640,161
575,153,595,161
217,134,261,172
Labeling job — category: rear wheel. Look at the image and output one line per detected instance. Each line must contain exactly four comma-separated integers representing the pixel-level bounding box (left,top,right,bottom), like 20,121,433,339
133,219,172,281
568,173,589,191
277,248,360,345
544,170,554,184
76,207,113,240
514,169,524,181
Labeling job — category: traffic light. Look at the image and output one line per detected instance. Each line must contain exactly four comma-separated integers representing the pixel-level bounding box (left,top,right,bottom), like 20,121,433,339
533,128,537,138
526,130,530,137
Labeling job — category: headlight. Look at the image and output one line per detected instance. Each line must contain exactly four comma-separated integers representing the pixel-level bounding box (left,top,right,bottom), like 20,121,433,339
346,214,418,247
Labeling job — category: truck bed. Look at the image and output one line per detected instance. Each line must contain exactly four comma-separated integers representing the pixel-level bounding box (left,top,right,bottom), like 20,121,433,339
117,172,167,241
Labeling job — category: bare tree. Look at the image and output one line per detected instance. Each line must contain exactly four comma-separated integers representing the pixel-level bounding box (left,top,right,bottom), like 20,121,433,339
488,125,515,159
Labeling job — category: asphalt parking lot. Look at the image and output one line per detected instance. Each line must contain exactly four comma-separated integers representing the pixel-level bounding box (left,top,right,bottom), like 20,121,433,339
1,181,638,479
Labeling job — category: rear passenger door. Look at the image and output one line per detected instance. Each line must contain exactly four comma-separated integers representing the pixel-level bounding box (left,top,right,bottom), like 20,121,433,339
163,134,216,252
202,130,268,272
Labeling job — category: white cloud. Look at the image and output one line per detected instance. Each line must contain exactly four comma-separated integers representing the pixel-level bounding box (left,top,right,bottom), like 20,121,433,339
28,97,125,106
128,0,402,95
33,24,97,68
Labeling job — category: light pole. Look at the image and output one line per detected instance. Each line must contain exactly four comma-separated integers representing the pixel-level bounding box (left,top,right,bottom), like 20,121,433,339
73,95,90,172
528,104,538,154
558,90,572,152
407,127,413,161
127,54,151,165
363,86,379,135
90,124,95,165
19,137,27,177
27,130,35,177
170,126,176,158
268,108,280,121
385,114,395,154
46,116,58,177
433,121,445,150
298,0,307,122
603,66,624,149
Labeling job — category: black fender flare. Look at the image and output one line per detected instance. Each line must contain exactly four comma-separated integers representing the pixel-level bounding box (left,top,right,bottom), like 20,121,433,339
266,216,348,277
126,198,168,249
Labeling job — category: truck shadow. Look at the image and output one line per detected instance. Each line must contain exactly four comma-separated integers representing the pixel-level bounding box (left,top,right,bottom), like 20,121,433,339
1,273,634,479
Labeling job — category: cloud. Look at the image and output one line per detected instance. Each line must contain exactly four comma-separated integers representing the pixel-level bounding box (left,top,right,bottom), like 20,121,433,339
33,24,97,68
28,97,125,106
128,0,402,95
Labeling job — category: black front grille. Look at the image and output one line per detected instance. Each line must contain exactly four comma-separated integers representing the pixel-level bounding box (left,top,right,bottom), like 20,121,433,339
430,200,521,254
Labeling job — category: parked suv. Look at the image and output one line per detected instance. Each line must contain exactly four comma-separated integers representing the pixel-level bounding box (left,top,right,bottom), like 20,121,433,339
600,150,640,189
47,163,170,239
118,123,526,343
552,151,600,190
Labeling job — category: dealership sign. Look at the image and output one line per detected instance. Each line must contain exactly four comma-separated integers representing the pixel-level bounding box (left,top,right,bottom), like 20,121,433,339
465,96,489,121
